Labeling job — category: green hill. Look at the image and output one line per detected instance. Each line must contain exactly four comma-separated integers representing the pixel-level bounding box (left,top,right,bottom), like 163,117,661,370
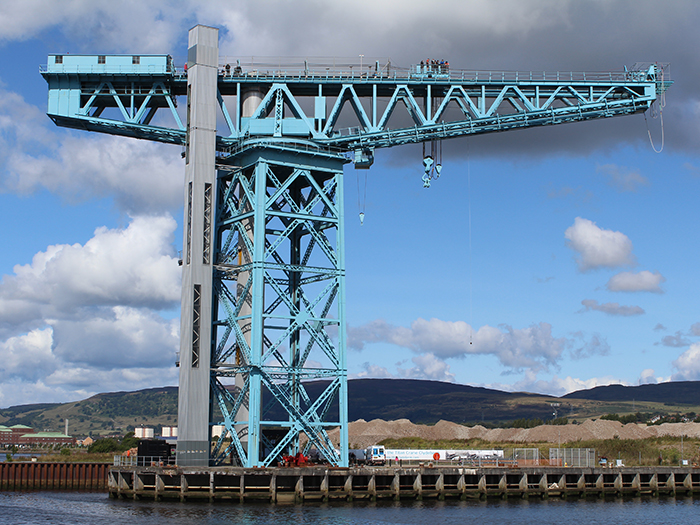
3,379,700,437
0,387,177,437
563,381,700,405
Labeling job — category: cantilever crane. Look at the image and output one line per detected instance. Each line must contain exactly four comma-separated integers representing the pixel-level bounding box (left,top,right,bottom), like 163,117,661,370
41,25,670,468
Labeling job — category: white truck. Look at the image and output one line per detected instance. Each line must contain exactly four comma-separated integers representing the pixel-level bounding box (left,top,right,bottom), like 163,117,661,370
363,445,504,465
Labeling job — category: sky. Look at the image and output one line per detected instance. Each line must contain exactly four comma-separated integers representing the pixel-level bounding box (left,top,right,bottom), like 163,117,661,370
1,0,700,408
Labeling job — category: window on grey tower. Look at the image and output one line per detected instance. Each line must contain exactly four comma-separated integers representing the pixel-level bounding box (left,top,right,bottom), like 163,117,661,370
192,284,201,368
186,182,192,265
185,84,191,164
203,183,212,264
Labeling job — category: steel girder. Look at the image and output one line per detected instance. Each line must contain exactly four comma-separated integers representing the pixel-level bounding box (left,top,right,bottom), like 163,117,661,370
42,56,668,161
209,147,348,467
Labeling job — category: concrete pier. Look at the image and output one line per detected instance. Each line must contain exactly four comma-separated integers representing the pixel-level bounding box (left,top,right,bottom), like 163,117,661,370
108,465,700,502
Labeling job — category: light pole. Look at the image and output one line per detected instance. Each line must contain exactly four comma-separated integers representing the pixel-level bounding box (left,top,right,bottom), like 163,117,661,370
359,54,364,75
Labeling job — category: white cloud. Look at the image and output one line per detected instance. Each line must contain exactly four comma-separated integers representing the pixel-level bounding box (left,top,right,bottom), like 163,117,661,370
0,367,179,408
0,328,57,383
579,299,644,316
489,369,628,397
351,352,456,382
44,365,177,392
0,88,53,149
351,362,393,380
0,0,562,57
565,217,635,272
658,331,690,348
350,353,455,383
639,369,669,385
0,1,189,52
0,323,178,408
671,343,700,380
639,369,657,384
596,163,649,192
0,377,89,410
50,306,179,370
0,215,181,407
204,1,550,57
349,318,570,372
606,271,665,293
5,132,184,215
0,215,180,334
656,322,700,348
0,84,183,215
398,353,456,383
570,332,610,359
683,162,700,177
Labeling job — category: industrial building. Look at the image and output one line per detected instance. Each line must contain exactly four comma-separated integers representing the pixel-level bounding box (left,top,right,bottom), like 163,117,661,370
0,425,74,447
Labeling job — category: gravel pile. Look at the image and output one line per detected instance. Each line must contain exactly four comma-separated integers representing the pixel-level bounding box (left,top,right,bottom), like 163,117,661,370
342,419,700,448
646,422,700,438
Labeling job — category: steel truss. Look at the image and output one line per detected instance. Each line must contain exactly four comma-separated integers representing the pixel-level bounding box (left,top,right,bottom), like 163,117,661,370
209,146,348,467
42,55,668,163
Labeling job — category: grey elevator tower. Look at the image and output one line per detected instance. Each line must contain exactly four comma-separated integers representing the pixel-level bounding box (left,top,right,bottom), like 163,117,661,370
177,25,219,467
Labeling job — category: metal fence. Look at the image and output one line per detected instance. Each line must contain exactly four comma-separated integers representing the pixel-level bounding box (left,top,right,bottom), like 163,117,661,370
549,448,596,467
512,448,541,466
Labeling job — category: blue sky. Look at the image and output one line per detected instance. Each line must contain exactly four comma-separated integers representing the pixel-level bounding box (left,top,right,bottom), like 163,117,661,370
2,1,700,408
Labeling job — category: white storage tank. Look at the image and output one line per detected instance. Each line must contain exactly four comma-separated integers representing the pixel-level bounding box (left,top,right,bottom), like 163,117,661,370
135,427,154,439
161,426,178,438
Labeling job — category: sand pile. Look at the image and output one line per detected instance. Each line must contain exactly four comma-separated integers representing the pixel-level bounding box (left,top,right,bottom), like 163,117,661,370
646,422,700,438
344,419,700,448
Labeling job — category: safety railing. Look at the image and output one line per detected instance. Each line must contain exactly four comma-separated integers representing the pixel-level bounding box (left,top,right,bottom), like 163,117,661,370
113,455,176,467
42,57,664,86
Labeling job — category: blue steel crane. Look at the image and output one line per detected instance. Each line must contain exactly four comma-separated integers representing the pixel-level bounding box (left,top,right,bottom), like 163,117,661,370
41,25,669,468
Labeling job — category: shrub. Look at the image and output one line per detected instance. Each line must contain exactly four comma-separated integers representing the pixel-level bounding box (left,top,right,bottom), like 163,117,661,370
88,438,121,453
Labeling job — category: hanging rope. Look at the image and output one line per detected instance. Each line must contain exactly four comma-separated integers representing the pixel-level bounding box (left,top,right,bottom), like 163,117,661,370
357,171,367,225
645,106,665,153
645,64,666,154
467,143,473,345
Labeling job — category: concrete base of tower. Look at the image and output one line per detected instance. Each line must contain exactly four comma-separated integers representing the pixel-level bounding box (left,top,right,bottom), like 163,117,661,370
176,440,210,467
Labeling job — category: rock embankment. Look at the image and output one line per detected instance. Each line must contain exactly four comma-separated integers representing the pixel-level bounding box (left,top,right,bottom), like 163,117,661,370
341,419,700,448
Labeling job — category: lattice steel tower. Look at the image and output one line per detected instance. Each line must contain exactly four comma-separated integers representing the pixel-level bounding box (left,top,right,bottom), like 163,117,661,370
41,25,669,467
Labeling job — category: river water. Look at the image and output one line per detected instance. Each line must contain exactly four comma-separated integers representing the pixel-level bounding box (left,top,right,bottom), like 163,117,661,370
1,491,699,524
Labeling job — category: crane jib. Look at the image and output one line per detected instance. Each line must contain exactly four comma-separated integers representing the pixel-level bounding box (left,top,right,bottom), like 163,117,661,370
41,54,670,163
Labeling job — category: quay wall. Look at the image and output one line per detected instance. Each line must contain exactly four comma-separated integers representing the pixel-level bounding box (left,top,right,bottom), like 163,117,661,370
109,465,700,503
0,462,109,490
